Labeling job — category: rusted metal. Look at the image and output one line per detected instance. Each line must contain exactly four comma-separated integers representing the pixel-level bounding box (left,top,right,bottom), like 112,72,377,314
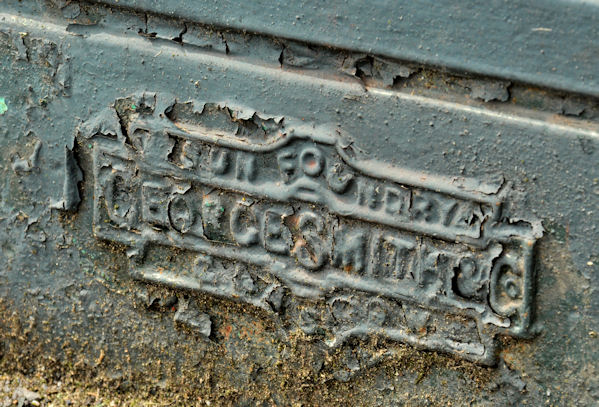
0,1,598,405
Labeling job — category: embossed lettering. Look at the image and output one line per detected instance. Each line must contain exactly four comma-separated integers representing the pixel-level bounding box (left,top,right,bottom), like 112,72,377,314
202,194,228,242
292,211,327,270
168,193,196,233
179,140,200,169
384,186,410,216
277,149,296,182
411,245,446,288
454,257,484,299
103,172,138,228
142,181,170,227
412,193,439,224
230,204,259,246
357,179,378,209
210,147,230,175
374,235,415,279
263,207,293,254
88,98,538,366
332,228,367,273
235,152,256,182
299,146,324,177
326,163,353,194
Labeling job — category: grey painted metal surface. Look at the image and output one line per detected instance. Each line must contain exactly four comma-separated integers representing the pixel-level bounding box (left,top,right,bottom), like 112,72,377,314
0,0,598,405
92,0,599,97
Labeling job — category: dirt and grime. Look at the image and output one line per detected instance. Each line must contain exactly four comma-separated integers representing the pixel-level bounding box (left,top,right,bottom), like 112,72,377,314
1,0,598,406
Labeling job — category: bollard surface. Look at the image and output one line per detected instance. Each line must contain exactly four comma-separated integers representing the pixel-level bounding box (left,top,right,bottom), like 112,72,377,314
0,1,598,405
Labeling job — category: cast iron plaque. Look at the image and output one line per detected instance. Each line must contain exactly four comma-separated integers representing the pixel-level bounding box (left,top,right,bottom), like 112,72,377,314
1,0,598,405
84,93,538,365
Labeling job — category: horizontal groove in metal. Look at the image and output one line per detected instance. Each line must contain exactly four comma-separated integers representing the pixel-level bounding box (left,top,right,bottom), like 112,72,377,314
89,0,599,97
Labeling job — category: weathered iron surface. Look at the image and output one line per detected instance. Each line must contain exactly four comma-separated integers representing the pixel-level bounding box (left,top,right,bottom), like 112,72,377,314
84,94,540,366
92,0,599,97
0,0,598,405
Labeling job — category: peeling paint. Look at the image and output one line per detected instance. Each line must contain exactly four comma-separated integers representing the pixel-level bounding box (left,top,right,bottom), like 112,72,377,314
469,80,511,102
49,147,83,211
11,140,41,173
0,1,598,405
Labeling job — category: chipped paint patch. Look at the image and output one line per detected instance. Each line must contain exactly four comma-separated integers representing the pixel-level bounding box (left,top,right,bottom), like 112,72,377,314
0,98,7,115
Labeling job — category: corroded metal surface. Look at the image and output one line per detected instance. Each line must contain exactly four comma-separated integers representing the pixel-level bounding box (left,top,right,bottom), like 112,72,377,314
86,94,539,366
92,0,599,97
0,1,598,405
